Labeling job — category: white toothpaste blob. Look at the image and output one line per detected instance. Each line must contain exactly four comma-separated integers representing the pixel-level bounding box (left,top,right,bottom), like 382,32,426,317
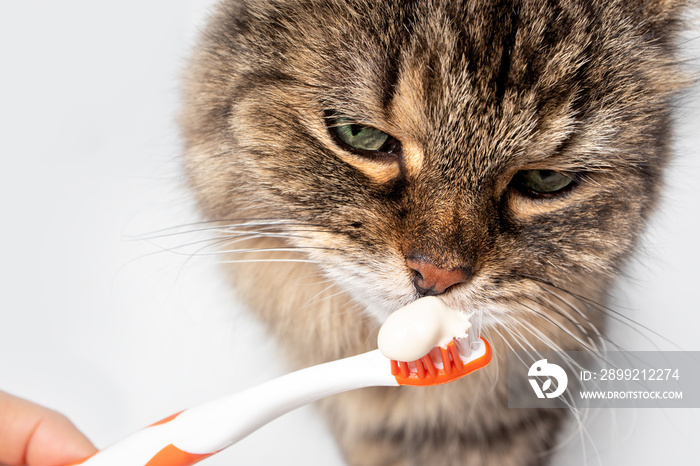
377,296,472,362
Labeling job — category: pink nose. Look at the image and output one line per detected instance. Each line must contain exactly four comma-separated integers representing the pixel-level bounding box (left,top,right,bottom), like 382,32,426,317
406,256,471,296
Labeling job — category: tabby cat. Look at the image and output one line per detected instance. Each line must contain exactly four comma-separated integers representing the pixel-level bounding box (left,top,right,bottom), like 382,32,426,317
180,0,688,464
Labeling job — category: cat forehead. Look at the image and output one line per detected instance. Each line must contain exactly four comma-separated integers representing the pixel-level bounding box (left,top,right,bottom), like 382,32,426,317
295,0,680,171
203,0,683,176
316,0,591,173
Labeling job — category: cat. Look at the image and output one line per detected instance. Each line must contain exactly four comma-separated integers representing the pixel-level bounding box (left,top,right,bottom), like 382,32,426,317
180,0,689,464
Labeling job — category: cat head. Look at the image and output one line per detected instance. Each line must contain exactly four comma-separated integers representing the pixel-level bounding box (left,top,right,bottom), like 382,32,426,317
181,0,687,332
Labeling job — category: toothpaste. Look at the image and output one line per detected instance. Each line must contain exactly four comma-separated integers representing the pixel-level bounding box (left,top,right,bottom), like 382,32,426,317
377,296,472,362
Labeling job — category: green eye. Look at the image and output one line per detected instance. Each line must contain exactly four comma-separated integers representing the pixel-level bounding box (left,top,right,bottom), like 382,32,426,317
329,116,397,154
513,170,575,196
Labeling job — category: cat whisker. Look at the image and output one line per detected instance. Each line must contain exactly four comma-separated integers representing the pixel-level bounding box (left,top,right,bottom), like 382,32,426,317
500,320,577,375
216,246,343,256
537,291,606,349
140,232,311,255
132,216,341,241
220,258,320,265
495,323,600,465
129,217,309,239
293,282,344,315
535,294,602,350
136,234,326,262
483,327,501,393
535,287,636,354
515,318,588,374
514,298,599,353
511,290,634,373
516,273,683,352
506,327,589,418
527,282,689,386
275,282,342,336
289,274,339,287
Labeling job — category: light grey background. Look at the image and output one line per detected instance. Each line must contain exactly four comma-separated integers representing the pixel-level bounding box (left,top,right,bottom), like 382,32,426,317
1,1,698,464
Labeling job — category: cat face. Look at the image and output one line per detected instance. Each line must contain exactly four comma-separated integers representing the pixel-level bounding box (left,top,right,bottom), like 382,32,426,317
182,0,684,334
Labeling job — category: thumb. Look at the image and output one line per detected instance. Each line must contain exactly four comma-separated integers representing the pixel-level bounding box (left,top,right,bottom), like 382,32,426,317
0,391,97,466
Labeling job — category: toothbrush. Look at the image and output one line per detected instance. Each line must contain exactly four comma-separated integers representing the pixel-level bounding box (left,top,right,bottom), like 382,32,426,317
69,300,491,466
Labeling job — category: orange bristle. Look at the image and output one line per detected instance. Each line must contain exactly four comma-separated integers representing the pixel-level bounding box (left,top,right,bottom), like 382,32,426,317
440,346,452,374
389,337,491,387
415,359,426,379
390,359,400,376
448,341,463,371
399,361,410,378
421,354,438,378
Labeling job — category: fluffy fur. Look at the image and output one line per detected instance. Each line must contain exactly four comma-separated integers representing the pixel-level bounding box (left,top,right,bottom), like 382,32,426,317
180,0,689,464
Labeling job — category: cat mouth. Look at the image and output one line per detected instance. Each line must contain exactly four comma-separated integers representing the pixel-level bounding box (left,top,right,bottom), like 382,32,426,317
360,285,502,336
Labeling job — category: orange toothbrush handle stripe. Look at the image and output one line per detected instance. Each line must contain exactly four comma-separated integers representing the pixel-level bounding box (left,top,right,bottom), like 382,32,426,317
148,410,184,427
144,444,214,466
67,452,97,465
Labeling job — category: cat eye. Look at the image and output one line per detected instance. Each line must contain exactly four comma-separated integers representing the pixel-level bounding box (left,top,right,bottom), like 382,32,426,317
510,170,575,197
327,114,401,161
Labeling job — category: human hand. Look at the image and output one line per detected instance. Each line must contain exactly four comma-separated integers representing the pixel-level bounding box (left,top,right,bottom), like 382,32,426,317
0,390,96,466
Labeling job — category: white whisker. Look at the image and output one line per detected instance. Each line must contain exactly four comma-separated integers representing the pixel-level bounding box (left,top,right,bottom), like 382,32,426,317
220,258,319,264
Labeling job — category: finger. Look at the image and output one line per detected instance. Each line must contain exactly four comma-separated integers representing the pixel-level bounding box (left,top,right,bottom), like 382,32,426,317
0,391,97,466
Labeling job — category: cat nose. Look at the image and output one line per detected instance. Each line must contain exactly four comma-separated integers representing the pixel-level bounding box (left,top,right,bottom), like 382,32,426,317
406,255,471,296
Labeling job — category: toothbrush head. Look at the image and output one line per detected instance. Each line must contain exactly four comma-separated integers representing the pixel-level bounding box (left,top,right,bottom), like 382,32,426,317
390,337,491,386
377,297,491,386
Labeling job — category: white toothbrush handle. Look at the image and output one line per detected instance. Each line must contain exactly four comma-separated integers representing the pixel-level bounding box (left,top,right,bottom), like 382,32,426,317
73,350,397,466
